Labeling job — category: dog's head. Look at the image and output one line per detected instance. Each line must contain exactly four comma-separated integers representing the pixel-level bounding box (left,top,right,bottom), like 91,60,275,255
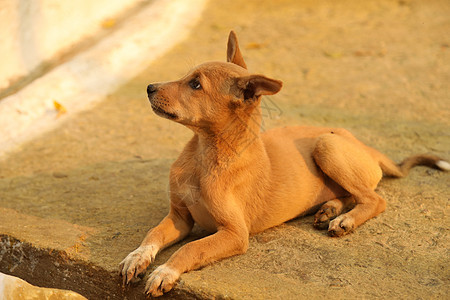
147,31,282,131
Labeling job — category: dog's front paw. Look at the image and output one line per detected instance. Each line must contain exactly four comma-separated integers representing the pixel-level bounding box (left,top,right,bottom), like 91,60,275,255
119,245,158,285
328,215,355,237
145,264,180,297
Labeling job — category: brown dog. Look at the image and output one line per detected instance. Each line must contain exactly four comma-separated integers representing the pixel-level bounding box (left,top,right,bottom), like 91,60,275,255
119,31,449,297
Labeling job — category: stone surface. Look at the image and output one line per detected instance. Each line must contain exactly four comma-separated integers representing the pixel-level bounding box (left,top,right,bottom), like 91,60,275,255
0,272,87,300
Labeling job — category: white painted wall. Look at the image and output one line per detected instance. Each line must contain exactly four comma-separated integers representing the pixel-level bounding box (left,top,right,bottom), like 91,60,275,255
0,0,141,90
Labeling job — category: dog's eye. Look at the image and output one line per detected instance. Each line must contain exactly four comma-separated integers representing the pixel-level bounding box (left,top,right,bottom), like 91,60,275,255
189,78,202,90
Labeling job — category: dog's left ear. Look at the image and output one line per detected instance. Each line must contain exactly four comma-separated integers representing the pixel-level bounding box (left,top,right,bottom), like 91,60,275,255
227,31,247,69
233,75,283,101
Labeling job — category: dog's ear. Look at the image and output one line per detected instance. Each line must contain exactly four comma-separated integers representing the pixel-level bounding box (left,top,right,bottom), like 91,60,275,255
233,75,283,101
227,31,247,69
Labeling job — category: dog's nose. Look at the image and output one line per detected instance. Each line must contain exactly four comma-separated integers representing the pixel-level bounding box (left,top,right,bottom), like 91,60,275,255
147,84,157,95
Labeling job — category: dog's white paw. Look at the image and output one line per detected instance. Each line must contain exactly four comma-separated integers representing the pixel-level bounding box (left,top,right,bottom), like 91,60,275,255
328,215,355,237
119,245,158,285
145,264,180,297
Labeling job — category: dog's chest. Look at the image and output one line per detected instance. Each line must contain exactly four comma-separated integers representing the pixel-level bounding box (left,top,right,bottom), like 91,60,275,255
171,179,218,233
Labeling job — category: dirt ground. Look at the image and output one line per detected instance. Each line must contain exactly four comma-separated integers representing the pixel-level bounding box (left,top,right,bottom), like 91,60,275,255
1,0,449,299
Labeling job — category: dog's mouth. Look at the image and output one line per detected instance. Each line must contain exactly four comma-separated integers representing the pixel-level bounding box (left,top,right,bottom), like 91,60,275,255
151,104,178,120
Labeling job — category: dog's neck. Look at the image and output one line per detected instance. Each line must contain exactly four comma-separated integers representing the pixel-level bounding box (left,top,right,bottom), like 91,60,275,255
194,107,264,170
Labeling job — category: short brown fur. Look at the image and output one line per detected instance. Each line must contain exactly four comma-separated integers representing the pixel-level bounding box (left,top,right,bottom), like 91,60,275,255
119,31,448,297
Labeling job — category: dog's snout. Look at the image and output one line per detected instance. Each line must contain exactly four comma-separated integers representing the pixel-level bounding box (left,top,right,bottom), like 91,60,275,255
147,84,157,95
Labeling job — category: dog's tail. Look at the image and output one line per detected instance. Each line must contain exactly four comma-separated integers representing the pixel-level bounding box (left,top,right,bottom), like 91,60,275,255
374,151,450,178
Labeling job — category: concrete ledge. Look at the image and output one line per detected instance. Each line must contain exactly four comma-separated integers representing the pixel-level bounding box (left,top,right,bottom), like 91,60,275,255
0,236,140,299
0,235,205,299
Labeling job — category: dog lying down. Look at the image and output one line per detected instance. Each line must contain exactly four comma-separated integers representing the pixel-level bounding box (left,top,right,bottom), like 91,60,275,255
119,31,449,297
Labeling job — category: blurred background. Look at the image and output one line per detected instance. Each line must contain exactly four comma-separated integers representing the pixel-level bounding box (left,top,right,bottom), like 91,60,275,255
0,0,141,92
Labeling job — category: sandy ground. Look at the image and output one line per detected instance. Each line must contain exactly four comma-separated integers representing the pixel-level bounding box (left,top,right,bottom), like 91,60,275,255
0,0,449,299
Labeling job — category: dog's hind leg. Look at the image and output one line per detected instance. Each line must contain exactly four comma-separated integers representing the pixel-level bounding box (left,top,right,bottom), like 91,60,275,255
312,133,386,237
